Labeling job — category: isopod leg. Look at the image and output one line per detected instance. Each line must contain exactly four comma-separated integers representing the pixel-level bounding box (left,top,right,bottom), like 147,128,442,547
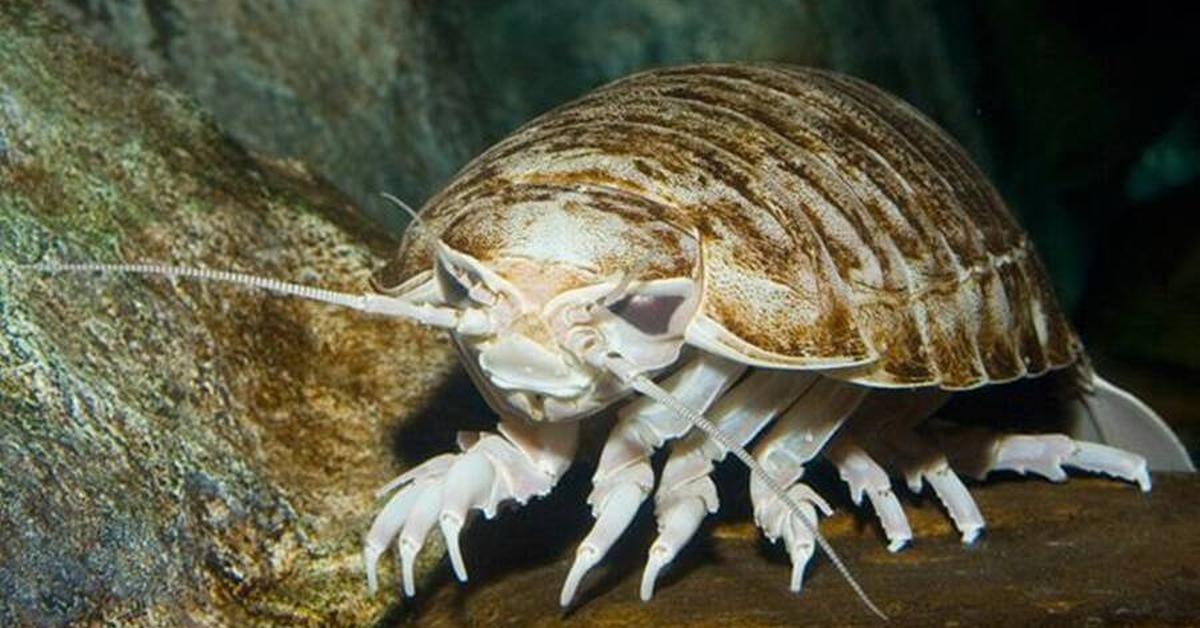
752,473,834,593
824,438,913,552
364,454,454,593
937,428,1151,492
364,417,578,597
640,370,818,600
846,390,986,545
560,355,746,607
750,378,866,593
883,429,986,544
639,451,712,603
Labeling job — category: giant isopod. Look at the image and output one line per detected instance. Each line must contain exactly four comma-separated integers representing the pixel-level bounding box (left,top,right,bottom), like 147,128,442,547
28,63,1194,619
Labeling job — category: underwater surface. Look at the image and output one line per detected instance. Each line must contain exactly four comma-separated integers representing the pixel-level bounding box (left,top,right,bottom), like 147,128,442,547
2,1,1198,624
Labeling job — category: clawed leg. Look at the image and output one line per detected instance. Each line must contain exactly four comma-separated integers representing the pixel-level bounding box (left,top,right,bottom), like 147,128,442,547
752,475,833,592
641,484,709,601
845,390,986,545
842,388,1149,552
938,428,1151,492
825,439,912,552
883,429,986,544
364,418,578,596
750,378,867,592
639,370,818,599
366,361,1160,605
560,354,746,606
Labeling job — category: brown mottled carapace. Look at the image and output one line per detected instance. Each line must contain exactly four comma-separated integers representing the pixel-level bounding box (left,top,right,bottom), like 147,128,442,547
375,64,1080,390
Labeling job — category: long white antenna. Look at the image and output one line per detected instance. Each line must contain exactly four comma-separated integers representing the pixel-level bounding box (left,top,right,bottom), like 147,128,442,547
624,370,888,621
17,261,490,332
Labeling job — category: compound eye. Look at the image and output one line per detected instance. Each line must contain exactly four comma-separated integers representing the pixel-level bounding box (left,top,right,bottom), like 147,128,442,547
606,293,687,336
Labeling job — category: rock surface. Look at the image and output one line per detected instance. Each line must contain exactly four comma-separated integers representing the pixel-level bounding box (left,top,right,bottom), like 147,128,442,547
406,475,1200,627
0,4,459,624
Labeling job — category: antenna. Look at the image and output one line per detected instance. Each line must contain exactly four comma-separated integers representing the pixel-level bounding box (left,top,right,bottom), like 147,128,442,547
15,261,492,333
380,192,427,236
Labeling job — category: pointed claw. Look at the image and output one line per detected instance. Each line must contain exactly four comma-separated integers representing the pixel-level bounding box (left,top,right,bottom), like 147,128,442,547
437,451,495,583
945,430,1152,493
752,478,827,594
398,484,443,597
1032,463,1069,482
781,501,819,593
828,442,911,551
791,483,834,517
924,466,986,544
440,514,467,582
869,489,911,553
789,540,815,593
560,545,598,607
904,470,924,494
1136,468,1151,493
559,482,645,607
364,544,383,595
892,429,984,547
1136,467,1151,493
363,483,423,594
639,545,669,602
399,538,419,598
847,484,865,506
1068,442,1151,492
640,496,707,601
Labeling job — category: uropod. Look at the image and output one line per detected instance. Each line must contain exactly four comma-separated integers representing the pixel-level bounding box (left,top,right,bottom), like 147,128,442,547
26,64,1195,618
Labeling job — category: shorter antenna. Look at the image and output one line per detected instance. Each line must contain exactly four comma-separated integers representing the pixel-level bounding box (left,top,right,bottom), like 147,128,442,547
380,192,426,235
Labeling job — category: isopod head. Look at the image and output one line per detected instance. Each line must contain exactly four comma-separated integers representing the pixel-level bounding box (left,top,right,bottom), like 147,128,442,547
390,193,704,421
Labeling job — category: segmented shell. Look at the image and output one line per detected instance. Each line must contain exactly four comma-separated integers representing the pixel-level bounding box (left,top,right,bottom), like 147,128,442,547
377,64,1081,390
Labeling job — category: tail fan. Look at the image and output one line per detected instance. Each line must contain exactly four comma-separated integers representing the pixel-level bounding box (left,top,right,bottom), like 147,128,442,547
1069,375,1195,472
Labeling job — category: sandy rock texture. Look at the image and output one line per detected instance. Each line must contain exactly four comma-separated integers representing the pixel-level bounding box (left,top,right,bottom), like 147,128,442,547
0,3,458,624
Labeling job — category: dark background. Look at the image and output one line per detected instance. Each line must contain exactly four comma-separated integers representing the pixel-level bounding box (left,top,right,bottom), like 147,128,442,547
50,0,1200,452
